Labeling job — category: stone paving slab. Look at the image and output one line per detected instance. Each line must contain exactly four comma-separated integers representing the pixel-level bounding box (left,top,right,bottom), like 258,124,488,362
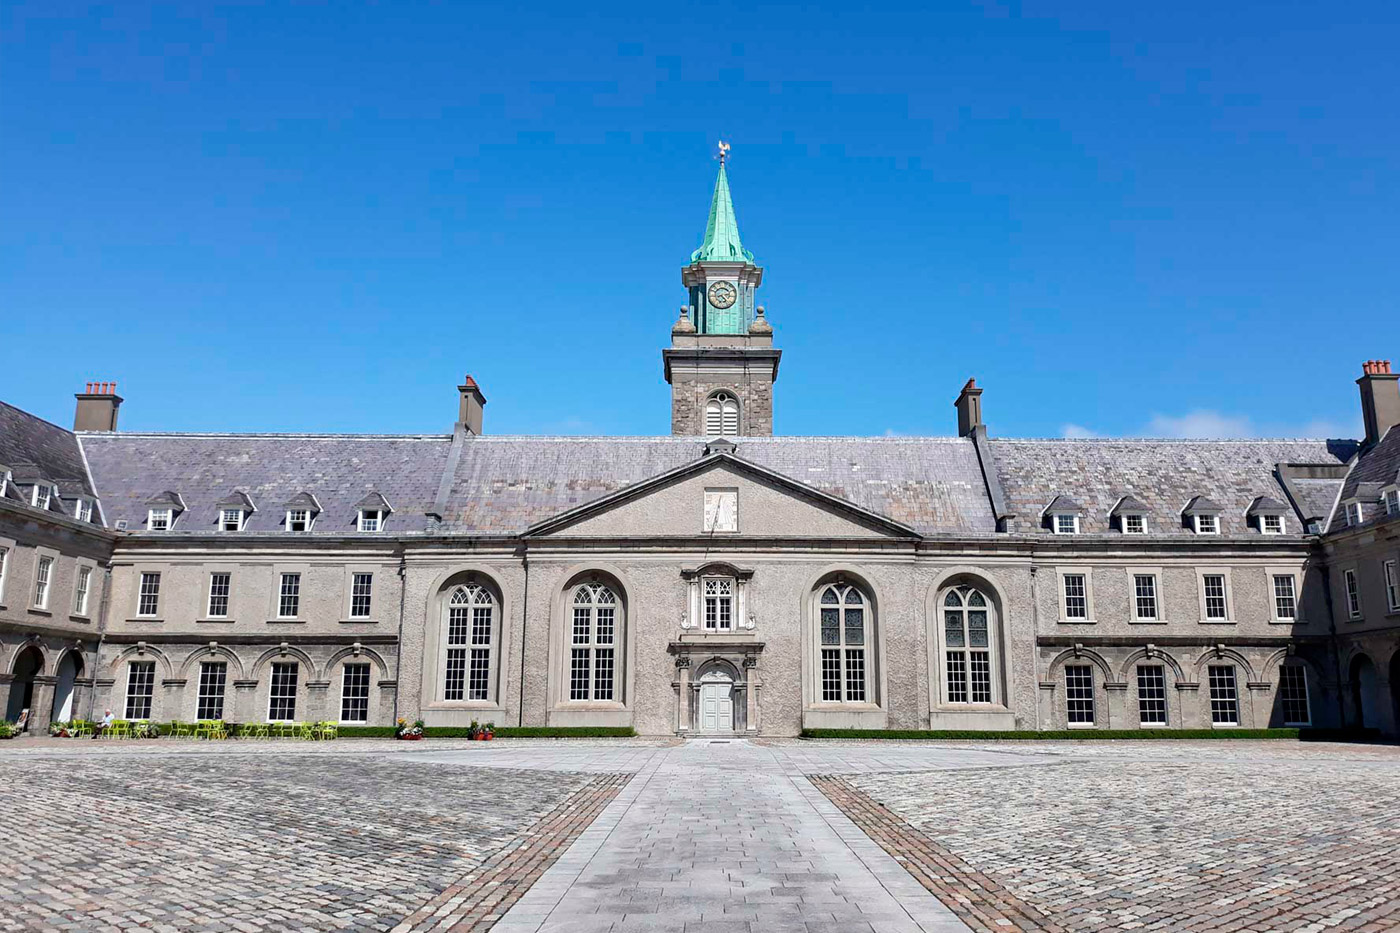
834,743,1400,932
0,745,597,932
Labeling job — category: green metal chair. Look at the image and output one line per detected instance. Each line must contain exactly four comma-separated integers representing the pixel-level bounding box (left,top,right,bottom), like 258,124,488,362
171,720,194,739
109,720,132,739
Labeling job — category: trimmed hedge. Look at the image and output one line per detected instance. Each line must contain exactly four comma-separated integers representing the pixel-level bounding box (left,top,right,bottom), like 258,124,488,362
800,728,1302,741
425,726,636,739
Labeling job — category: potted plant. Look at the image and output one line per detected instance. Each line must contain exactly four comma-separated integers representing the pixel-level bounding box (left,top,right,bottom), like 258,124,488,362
49,720,71,738
0,721,16,740
468,718,481,740
396,718,425,741
482,721,495,741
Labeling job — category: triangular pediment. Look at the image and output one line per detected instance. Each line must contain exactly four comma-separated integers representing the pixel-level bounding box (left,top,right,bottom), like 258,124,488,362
525,453,919,540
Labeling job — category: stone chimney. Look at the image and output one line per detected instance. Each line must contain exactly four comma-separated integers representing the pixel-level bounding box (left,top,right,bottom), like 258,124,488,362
74,381,123,432
457,375,487,435
1358,359,1400,446
954,378,983,437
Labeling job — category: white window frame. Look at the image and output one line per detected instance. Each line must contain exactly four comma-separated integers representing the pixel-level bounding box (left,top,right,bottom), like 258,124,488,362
1268,571,1299,623
1121,513,1146,535
443,583,497,704
1385,559,1400,613
137,570,162,618
33,554,55,610
1056,568,1095,623
197,660,227,720
1208,663,1240,726
267,661,299,722
1192,513,1220,535
568,582,621,703
1136,663,1168,726
276,572,302,620
32,485,52,510
1346,501,1364,527
1052,513,1079,535
939,585,997,706
1196,569,1235,623
125,660,157,720
220,508,246,532
1384,488,1399,517
1129,569,1162,622
339,662,372,723
1260,513,1285,535
75,499,93,523
1277,665,1311,726
1344,568,1362,620
206,572,232,619
73,564,92,617
147,508,173,531
1064,664,1095,727
285,509,314,532
702,577,736,632
0,539,11,606
348,571,374,619
357,510,384,533
816,582,873,705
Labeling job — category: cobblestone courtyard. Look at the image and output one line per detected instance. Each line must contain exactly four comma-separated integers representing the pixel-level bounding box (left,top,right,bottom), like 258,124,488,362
0,739,1397,932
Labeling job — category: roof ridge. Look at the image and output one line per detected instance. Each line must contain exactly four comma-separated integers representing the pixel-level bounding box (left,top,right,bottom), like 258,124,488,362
77,432,452,440
992,436,1354,444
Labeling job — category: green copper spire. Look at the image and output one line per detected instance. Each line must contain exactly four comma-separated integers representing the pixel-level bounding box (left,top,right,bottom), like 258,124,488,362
691,158,755,264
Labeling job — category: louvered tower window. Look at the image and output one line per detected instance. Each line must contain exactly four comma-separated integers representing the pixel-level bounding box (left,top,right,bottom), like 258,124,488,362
705,392,739,436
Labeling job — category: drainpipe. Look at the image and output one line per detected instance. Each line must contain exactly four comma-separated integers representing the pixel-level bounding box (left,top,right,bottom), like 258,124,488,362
1028,562,1041,730
85,564,113,723
391,549,407,726
518,547,529,727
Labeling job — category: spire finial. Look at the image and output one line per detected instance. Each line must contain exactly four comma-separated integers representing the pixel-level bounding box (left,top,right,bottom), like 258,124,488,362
717,140,730,164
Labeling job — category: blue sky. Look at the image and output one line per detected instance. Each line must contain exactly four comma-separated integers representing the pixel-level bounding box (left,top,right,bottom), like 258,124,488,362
2,2,1396,438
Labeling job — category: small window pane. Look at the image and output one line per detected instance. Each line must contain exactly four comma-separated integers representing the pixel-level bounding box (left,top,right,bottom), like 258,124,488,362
820,608,840,646
820,649,842,701
843,608,864,646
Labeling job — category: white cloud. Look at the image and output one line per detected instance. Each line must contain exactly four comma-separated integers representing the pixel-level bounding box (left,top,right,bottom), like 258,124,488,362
1145,410,1255,439
1061,409,1362,440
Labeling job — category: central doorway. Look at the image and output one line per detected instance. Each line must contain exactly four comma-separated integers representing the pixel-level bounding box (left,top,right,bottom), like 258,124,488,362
698,668,734,733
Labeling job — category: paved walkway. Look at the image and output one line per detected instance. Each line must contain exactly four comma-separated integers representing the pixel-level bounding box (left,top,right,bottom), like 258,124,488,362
406,739,1058,933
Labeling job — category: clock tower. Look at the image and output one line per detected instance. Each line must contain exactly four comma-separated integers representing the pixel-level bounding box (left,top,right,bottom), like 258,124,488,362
664,148,781,436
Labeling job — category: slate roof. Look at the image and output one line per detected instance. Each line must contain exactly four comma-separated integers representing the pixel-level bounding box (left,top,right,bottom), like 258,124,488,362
989,438,1358,536
439,436,996,536
1248,496,1289,514
79,433,452,534
0,399,100,521
1043,495,1084,514
1328,425,1400,532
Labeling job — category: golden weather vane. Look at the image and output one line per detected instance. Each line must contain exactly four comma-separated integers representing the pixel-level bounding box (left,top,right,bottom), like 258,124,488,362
716,140,731,164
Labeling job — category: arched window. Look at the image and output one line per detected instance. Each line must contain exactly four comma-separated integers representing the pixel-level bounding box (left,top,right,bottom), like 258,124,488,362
705,392,739,436
445,583,495,701
818,582,870,703
942,585,994,704
570,583,619,701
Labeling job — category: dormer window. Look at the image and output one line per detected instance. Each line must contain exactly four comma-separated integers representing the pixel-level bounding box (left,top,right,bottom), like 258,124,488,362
32,485,52,510
1194,513,1218,535
286,509,312,532
1043,495,1084,535
1384,488,1399,517
1184,496,1223,535
148,508,173,531
1261,514,1284,535
353,492,393,533
358,509,384,532
1347,502,1364,526
1123,514,1145,534
221,508,246,532
1054,513,1079,535
281,492,322,533
215,491,256,532
75,499,93,523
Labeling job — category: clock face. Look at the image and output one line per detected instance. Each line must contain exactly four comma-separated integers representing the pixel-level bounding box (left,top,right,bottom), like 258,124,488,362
708,281,737,310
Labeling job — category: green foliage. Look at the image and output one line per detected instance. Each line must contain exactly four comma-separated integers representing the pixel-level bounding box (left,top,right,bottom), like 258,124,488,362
0,721,17,739
800,728,1302,741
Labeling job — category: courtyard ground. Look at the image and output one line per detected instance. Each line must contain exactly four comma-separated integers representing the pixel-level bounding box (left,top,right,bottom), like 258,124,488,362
0,738,1395,932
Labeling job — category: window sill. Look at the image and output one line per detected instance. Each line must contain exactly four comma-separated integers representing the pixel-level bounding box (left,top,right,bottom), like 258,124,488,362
1066,721,1098,729
1058,618,1096,625
29,607,53,616
267,619,304,624
68,614,92,623
197,617,235,623
340,618,378,624
1198,619,1236,625
127,617,163,623
1268,618,1303,625
1129,618,1167,625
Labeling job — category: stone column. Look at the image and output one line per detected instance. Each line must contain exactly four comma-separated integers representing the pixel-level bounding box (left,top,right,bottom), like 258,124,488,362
744,657,759,733
29,675,57,734
1176,683,1201,728
1105,682,1129,729
305,681,331,722
675,657,691,732
232,680,259,724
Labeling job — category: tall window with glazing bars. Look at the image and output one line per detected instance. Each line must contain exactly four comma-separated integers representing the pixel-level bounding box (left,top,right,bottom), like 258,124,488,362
445,584,494,701
943,586,993,704
818,583,869,703
570,583,618,701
